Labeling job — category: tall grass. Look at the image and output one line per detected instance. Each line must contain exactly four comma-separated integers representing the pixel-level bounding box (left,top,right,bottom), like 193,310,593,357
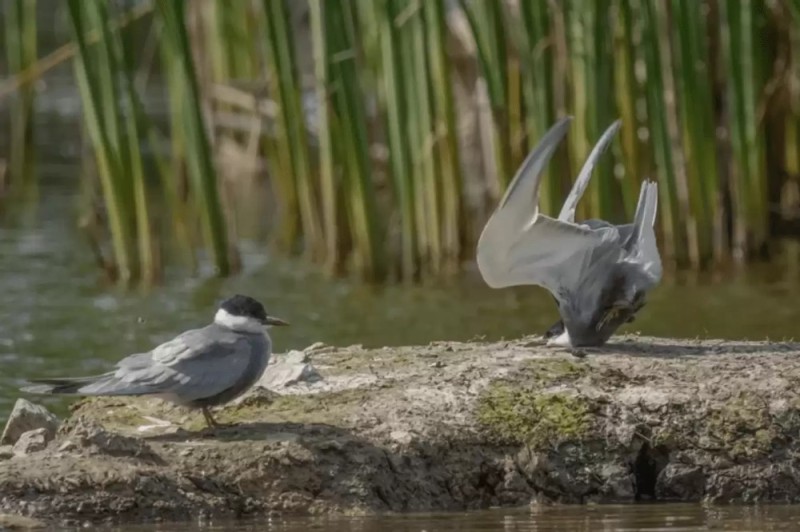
67,0,154,284
66,0,236,284
158,1,237,277
5,0,800,282
3,0,37,192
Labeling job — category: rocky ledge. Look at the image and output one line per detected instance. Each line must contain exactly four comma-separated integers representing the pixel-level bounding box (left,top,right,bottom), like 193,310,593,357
1,335,799,526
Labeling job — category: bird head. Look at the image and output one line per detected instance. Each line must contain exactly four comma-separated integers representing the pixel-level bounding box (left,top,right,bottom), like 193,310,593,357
555,264,649,347
215,294,289,333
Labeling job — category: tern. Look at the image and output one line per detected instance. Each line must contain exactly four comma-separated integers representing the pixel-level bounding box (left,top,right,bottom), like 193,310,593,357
476,116,662,347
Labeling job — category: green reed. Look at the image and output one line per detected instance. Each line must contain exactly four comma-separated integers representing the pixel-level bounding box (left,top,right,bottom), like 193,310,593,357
67,0,154,284
3,0,37,191
262,0,324,261
6,0,800,282
158,0,235,276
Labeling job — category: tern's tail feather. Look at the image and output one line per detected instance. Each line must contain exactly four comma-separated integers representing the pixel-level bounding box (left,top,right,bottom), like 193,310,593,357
624,180,658,252
22,375,106,395
22,373,131,396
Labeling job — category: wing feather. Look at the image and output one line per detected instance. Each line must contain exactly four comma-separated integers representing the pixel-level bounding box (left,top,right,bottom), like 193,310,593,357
497,116,573,216
82,327,257,401
558,120,621,223
478,116,618,296
479,212,619,294
624,180,662,281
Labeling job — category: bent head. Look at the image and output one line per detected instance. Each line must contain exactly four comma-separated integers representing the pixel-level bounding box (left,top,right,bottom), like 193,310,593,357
557,265,650,347
214,294,289,333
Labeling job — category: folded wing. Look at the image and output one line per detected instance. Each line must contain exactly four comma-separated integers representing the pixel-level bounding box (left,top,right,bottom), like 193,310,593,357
81,328,257,402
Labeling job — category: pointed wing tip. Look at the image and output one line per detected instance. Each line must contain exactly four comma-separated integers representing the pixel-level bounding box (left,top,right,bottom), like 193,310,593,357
548,115,574,137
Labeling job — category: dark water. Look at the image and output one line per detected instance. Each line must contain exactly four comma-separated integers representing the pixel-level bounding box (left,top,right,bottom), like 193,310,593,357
101,504,800,531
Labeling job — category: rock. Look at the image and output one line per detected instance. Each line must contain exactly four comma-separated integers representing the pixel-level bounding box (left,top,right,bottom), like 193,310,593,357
257,350,322,389
0,336,798,524
11,429,51,456
0,513,46,529
232,386,281,406
657,464,705,500
0,400,59,446
65,420,160,462
0,446,12,460
304,342,334,354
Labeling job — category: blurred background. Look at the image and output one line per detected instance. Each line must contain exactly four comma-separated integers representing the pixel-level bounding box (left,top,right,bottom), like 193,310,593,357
1,0,800,420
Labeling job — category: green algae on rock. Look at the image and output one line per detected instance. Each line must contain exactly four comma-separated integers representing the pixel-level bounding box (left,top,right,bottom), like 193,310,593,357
2,336,800,526
477,386,592,448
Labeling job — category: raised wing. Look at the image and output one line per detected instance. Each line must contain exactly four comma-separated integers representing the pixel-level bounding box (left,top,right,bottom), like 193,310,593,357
83,326,261,401
496,116,573,218
485,214,620,294
558,120,621,223
477,116,622,296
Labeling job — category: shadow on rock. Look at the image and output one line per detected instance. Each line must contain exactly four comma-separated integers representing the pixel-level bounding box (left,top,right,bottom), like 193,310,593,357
586,339,798,358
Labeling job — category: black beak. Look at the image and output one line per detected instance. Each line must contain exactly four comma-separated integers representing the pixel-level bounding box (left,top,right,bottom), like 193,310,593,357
263,315,290,327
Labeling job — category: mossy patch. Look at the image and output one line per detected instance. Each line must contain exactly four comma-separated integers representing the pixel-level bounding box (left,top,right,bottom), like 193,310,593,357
520,358,588,387
705,393,775,459
216,388,372,426
476,383,592,449
68,389,376,433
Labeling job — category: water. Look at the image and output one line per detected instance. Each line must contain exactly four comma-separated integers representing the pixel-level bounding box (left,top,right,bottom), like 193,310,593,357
99,504,800,531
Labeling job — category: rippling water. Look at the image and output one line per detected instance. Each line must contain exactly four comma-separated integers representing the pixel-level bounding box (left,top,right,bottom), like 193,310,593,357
101,504,800,531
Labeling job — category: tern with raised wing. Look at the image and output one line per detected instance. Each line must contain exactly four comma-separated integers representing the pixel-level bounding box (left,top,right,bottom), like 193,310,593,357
476,116,662,347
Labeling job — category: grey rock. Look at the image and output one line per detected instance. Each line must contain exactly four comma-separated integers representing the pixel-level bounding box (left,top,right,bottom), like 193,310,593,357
600,464,635,499
68,420,159,462
0,399,59,446
257,350,322,389
11,429,51,456
656,464,705,500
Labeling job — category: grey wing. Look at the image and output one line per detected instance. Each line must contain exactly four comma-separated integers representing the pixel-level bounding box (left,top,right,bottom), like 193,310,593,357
83,327,258,401
478,211,621,295
558,120,621,223
477,115,622,297
496,116,573,217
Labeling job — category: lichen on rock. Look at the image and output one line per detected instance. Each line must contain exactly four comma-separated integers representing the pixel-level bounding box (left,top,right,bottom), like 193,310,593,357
476,385,591,448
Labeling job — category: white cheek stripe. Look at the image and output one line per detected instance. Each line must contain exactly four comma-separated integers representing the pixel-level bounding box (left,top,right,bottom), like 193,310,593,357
214,308,264,333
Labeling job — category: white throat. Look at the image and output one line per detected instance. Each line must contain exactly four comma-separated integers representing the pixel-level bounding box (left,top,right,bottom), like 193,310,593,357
546,330,572,347
214,308,264,333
